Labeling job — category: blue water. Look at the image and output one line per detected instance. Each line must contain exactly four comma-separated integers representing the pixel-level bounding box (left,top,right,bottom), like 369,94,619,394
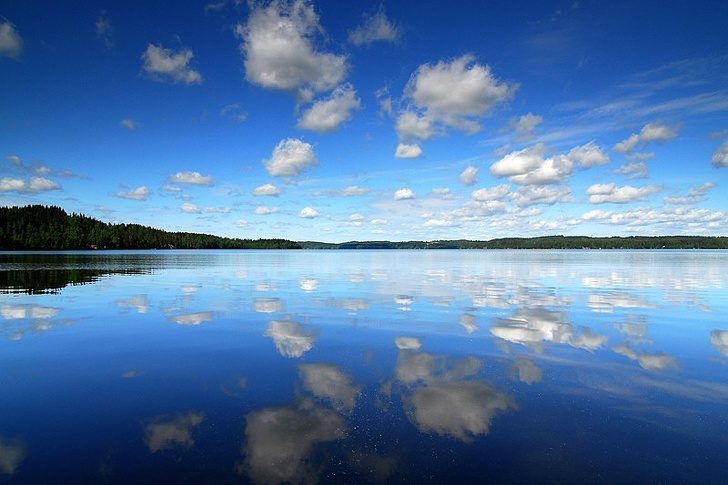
0,250,726,483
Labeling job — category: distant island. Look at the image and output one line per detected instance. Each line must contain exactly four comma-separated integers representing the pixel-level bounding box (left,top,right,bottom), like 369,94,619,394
2,205,728,250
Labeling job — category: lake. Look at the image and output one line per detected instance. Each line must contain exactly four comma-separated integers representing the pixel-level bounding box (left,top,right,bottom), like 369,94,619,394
0,250,726,483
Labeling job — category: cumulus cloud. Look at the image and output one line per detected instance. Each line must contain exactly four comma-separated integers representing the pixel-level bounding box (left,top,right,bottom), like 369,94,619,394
615,161,649,179
145,412,205,453
663,182,715,205
459,166,478,186
95,11,114,48
255,205,279,215
393,188,415,200
180,203,200,213
346,213,365,226
169,171,213,186
710,330,728,357
264,138,316,177
613,342,679,372
587,183,660,204
567,141,609,167
235,0,346,100
169,311,213,325
510,112,542,140
511,185,571,207
712,140,728,167
0,436,25,475
339,185,369,196
116,185,149,201
141,44,203,85
0,21,23,58
431,187,452,199
298,363,361,412
394,143,423,159
297,84,361,132
490,144,574,185
472,184,509,201
242,403,345,483
348,7,399,46
264,320,316,358
235,219,248,228
299,206,318,218
120,119,137,131
252,183,281,196
394,336,422,350
614,122,679,154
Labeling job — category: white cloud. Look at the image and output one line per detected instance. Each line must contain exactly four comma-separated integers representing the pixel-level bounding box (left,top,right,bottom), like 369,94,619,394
663,182,715,205
253,183,281,196
370,218,387,225
580,206,728,232
0,21,23,58
264,320,316,358
298,363,361,412
299,206,318,218
472,184,509,201
394,143,423,159
432,187,452,199
95,11,113,48
255,206,279,215
0,176,61,193
297,84,360,132
203,206,230,214
169,311,213,325
394,188,415,200
120,119,137,131
180,202,200,213
0,436,25,474
348,7,399,46
145,412,205,453
712,140,728,167
116,185,149,201
615,161,649,179
169,171,213,186
235,219,248,227
423,218,454,228
567,141,609,167
141,44,203,85
459,166,478,186
613,342,679,372
511,185,571,206
710,330,728,357
339,185,369,196
614,122,679,153
587,183,661,204
264,138,316,177
235,0,346,99
346,213,365,226
510,112,542,140
491,144,573,185
394,336,422,350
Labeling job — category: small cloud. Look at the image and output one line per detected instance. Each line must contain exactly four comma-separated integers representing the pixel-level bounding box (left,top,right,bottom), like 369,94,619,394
431,187,452,199
614,122,680,154
255,206,279,215
395,143,422,159
459,166,478,186
615,161,648,179
145,412,205,453
510,112,542,140
235,219,248,228
252,183,281,196
339,185,369,196
348,7,400,46
587,183,660,204
116,186,150,201
394,336,422,350
95,11,114,48
180,202,201,213
169,171,213,186
0,21,23,58
141,44,203,85
264,138,316,177
299,206,319,218
297,84,361,133
393,188,415,200
120,119,138,131
472,184,509,201
0,177,61,194
169,311,213,325
711,140,728,167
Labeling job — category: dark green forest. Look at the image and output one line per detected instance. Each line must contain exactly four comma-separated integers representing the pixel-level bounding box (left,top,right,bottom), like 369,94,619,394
0,205,301,250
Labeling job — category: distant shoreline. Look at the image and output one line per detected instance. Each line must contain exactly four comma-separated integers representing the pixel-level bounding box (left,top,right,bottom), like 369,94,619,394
2,205,728,250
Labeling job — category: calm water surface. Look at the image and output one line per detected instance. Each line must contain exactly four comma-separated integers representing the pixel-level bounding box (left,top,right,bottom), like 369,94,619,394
0,250,726,483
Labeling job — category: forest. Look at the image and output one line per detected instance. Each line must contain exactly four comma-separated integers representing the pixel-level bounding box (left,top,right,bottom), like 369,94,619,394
0,205,302,250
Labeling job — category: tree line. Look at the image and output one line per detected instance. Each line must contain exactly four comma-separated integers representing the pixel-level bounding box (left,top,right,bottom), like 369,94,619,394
0,205,302,250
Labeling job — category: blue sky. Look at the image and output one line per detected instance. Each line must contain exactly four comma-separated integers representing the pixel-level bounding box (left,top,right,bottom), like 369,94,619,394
1,0,727,241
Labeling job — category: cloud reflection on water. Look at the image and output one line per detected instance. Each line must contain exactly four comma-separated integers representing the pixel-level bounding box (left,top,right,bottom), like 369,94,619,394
264,320,317,358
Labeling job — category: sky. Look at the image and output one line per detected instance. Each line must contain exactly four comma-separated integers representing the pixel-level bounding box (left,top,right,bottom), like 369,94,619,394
1,0,728,242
